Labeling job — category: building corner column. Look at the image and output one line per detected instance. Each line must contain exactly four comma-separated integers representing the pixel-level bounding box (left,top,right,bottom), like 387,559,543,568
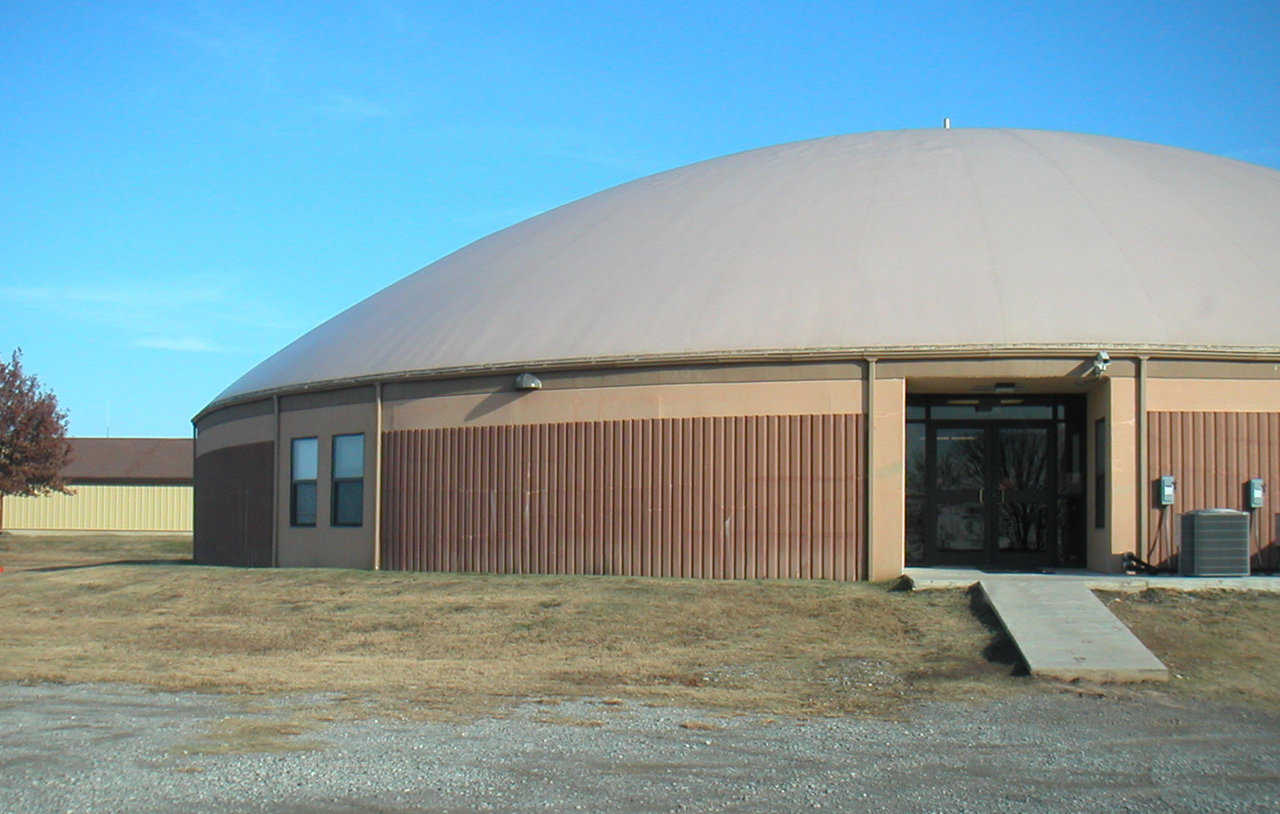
867,373,906,581
1136,357,1149,564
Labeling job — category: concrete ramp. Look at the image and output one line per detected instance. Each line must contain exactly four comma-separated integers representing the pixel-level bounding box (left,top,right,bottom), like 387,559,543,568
980,579,1169,683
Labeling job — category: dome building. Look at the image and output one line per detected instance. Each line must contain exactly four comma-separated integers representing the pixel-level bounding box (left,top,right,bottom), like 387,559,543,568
193,128,1280,578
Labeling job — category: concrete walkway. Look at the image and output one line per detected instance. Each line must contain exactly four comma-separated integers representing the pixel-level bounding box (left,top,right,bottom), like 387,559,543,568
978,579,1169,683
902,565,1280,682
904,566,1280,592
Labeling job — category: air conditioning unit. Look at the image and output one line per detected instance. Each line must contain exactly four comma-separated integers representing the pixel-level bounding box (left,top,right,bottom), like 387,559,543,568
1179,509,1251,577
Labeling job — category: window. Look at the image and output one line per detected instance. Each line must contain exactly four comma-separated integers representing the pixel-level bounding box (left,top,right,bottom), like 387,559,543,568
1094,418,1106,529
331,433,364,527
291,437,318,527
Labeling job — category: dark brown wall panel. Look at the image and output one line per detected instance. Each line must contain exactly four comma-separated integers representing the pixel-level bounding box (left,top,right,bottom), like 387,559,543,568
194,441,274,567
1147,412,1279,571
381,414,865,580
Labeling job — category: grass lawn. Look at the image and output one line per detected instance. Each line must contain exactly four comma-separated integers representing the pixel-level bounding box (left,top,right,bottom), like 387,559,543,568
1,533,1277,718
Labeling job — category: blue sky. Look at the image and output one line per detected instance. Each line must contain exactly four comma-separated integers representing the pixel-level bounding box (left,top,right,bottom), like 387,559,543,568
2,1,1278,437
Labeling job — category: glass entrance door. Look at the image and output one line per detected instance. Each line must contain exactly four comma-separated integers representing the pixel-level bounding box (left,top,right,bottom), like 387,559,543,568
993,425,1054,567
911,407,1071,568
933,425,988,557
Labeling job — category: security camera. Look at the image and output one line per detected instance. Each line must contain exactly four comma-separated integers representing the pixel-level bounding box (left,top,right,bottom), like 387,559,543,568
1090,351,1111,376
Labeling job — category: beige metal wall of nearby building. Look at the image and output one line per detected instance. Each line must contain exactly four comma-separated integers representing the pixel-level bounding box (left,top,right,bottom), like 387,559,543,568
2,484,193,532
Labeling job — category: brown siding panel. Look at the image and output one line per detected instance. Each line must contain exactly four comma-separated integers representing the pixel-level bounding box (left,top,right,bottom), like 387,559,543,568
1147,411,1280,572
381,413,865,580
194,441,274,567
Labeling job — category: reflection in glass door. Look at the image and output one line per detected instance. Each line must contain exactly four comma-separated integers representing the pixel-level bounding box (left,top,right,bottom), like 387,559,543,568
934,425,987,554
905,396,1083,569
995,426,1052,556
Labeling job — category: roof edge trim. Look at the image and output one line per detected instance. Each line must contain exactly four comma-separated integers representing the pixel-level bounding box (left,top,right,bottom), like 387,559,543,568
193,342,1280,425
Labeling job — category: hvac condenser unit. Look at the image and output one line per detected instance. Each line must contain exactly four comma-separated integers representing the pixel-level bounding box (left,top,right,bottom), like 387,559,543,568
1179,509,1251,577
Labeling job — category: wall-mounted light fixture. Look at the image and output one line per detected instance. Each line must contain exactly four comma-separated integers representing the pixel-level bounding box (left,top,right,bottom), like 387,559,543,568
514,372,542,391
993,382,1017,394
1089,351,1111,377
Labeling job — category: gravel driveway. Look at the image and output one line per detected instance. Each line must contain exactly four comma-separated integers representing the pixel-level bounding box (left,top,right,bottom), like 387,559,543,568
1,683,1277,812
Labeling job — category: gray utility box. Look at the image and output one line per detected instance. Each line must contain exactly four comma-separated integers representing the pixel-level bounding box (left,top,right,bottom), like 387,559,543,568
1179,509,1251,577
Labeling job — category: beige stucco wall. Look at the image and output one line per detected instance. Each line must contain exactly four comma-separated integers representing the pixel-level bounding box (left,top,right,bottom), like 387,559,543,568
2,484,192,532
1086,377,1137,573
1146,377,1280,412
868,377,906,581
385,378,865,430
276,395,378,569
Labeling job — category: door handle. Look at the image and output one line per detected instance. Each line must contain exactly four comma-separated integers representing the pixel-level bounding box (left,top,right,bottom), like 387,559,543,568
979,487,984,505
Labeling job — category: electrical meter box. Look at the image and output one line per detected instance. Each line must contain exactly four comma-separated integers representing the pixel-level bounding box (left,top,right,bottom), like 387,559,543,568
1248,478,1265,509
1159,475,1176,506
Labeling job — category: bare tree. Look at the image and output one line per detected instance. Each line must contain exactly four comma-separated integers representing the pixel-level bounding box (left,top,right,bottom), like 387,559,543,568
0,349,72,498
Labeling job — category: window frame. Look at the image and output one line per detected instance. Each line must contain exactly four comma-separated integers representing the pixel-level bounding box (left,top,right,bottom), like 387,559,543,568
290,436,319,528
330,433,365,528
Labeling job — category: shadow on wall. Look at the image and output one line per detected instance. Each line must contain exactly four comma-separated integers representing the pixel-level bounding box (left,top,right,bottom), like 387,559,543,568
465,391,529,423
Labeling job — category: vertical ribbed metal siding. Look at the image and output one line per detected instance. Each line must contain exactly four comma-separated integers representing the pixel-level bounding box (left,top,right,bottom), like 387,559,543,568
381,414,865,580
1147,411,1279,571
0,484,193,531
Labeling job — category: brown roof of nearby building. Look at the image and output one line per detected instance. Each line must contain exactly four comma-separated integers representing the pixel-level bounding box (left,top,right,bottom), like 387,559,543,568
63,438,192,484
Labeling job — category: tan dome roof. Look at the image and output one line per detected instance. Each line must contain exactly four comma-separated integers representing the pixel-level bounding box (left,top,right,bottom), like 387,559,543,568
210,128,1280,408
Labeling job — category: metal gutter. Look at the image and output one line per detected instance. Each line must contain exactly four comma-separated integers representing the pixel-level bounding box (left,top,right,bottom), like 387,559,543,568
373,382,383,571
272,394,280,568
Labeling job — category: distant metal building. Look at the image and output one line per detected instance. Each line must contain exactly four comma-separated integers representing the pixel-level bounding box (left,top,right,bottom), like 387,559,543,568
192,128,1280,577
0,438,193,533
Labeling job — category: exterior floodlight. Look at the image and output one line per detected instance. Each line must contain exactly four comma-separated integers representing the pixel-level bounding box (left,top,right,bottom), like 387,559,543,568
1089,351,1111,377
514,372,542,391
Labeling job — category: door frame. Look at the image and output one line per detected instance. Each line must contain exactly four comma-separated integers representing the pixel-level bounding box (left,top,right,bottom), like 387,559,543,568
906,395,1085,569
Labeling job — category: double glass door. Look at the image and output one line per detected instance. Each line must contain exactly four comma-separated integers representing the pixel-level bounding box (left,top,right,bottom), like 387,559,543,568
924,421,1056,567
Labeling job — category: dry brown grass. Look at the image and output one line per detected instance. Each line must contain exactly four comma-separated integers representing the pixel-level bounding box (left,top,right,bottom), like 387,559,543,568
0,533,1026,718
175,717,327,755
1100,589,1280,709
7,535,1277,719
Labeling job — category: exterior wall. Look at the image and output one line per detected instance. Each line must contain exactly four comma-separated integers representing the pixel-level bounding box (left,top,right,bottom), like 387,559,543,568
276,387,378,569
385,379,864,430
1146,411,1279,571
1,483,192,532
195,401,275,565
868,377,905,581
1086,376,1137,573
1145,376,1280,572
1147,378,1280,412
191,360,1280,578
194,442,274,566
382,414,865,579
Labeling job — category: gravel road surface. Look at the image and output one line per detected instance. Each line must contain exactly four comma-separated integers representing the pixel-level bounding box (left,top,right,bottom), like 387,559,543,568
1,683,1277,812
